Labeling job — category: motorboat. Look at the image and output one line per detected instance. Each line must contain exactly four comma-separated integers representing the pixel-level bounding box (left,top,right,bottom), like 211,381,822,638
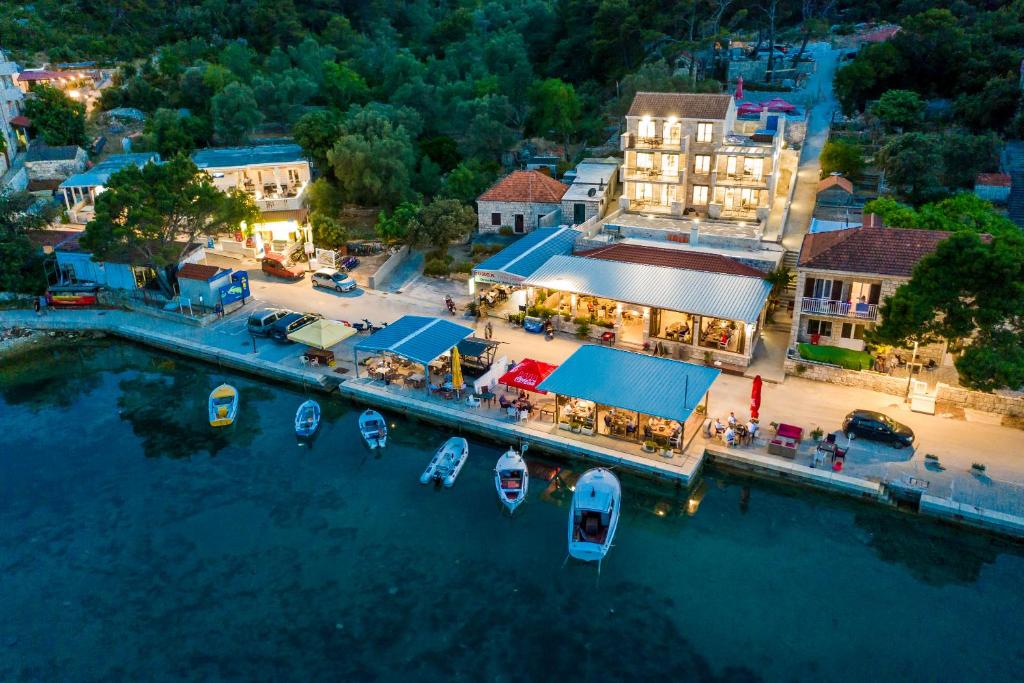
208,384,239,427
359,409,387,449
567,468,621,563
420,437,469,487
494,448,529,513
294,399,321,438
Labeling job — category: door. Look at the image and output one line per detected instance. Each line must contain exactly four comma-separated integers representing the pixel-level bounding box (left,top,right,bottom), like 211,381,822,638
573,203,587,224
726,156,737,176
514,214,525,233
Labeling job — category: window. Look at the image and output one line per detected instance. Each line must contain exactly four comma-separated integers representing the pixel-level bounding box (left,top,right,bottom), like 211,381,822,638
691,185,709,205
743,157,763,178
841,323,865,340
806,319,832,337
726,156,737,176
635,152,653,169
491,212,501,226
638,118,656,139
661,154,678,176
663,122,681,144
636,182,654,201
696,122,713,143
693,155,711,174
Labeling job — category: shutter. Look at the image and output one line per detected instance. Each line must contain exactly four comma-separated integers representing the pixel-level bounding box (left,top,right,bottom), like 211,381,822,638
830,280,843,301
803,277,814,298
868,283,881,304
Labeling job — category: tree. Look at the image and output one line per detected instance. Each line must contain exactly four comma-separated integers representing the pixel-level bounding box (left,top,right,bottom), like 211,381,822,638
251,69,317,125
439,160,499,205
872,89,924,131
138,109,207,158
457,95,519,162
321,61,370,110
954,76,1022,134
375,201,423,242
939,132,1001,191
211,82,262,145
310,212,348,251
0,192,52,294
24,85,86,146
877,133,944,204
81,156,260,296
863,193,1018,237
326,106,417,208
292,110,343,172
404,199,475,249
861,197,918,228
528,79,581,158
819,140,863,179
869,232,1024,392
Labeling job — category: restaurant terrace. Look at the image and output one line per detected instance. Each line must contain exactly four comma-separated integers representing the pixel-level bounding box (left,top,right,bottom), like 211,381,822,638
353,315,474,393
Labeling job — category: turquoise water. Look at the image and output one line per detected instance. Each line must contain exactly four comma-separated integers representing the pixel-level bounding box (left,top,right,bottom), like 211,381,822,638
2,342,1023,682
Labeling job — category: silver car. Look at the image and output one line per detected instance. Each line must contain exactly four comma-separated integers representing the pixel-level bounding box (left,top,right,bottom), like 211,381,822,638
311,268,357,292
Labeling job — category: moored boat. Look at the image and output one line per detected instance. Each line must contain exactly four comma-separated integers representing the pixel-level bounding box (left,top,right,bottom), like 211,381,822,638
208,384,239,427
359,409,387,449
420,437,469,487
567,468,621,562
294,399,321,438
494,448,529,513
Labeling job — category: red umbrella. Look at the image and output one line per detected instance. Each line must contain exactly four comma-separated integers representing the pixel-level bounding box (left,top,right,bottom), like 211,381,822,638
750,375,763,419
737,102,764,116
761,97,796,113
498,359,558,394
734,76,744,100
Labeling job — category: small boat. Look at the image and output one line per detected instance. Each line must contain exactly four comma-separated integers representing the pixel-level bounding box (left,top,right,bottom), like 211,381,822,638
208,384,239,427
420,437,469,487
359,409,387,449
567,468,621,563
294,399,321,438
494,448,529,513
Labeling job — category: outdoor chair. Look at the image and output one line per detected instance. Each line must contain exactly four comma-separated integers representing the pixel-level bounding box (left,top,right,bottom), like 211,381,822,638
465,395,481,408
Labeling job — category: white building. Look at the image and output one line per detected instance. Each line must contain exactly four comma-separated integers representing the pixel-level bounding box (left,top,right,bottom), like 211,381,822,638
561,158,620,226
0,49,27,188
58,153,161,224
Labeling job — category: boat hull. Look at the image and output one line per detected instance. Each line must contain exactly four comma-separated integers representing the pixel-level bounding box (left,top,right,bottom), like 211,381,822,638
567,468,621,562
421,437,469,487
359,410,387,449
295,400,321,438
494,449,529,513
208,384,239,428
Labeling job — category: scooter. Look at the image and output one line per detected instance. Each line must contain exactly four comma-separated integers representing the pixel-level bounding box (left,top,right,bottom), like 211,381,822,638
444,296,456,315
544,320,555,341
353,319,388,333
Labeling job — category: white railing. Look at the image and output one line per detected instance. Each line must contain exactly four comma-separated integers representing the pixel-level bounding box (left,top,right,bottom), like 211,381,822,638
800,297,878,321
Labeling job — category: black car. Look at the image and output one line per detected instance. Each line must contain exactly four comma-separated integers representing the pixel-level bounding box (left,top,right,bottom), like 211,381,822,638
269,312,322,342
842,410,914,448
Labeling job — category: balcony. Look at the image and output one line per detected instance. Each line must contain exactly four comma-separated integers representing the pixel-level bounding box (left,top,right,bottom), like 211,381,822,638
799,297,878,322
712,171,767,188
624,167,683,183
620,132,685,153
247,183,308,213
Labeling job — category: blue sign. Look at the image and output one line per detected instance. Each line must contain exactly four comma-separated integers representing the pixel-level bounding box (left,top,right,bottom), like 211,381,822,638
219,271,250,306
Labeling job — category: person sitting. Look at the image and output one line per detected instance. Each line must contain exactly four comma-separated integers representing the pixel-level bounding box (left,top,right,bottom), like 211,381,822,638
713,417,726,434
604,414,612,429
625,421,636,436
643,424,653,440
728,412,738,427
724,426,736,447
499,395,511,409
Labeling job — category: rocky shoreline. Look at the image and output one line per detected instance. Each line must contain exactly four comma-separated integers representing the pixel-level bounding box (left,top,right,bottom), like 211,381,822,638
0,326,106,358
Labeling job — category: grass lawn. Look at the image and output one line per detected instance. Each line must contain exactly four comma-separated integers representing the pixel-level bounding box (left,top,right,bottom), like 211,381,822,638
798,343,873,370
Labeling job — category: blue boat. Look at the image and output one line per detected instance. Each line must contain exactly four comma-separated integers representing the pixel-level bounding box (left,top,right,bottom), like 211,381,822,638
294,400,321,438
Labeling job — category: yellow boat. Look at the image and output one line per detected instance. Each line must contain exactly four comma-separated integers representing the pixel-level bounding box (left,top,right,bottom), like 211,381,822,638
208,384,239,427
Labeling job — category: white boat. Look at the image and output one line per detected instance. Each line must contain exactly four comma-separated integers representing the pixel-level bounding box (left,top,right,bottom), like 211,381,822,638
208,384,238,427
420,437,469,487
567,468,621,563
294,399,321,438
494,448,529,513
359,409,387,449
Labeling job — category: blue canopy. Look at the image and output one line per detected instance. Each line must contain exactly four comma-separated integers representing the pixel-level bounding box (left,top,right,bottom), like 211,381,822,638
355,316,473,366
537,345,719,424
472,226,579,284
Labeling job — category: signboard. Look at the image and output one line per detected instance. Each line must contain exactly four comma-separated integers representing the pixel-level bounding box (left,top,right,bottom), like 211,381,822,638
315,248,336,269
219,271,250,306
471,270,525,286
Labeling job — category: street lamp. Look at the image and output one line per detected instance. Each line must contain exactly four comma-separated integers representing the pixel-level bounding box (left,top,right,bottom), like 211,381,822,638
903,340,919,402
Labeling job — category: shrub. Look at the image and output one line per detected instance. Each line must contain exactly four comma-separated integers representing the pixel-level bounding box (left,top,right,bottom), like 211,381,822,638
507,312,524,325
498,226,513,236
798,343,872,370
575,320,591,339
423,258,450,277
426,248,452,264
526,304,557,319
452,260,473,273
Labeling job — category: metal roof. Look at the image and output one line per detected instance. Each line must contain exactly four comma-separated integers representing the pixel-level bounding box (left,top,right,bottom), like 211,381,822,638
59,153,160,189
355,316,473,366
472,227,580,284
537,345,719,424
191,144,305,169
524,255,771,323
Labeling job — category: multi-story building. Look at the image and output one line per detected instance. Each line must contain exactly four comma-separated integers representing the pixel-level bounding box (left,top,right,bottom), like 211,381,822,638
0,49,26,184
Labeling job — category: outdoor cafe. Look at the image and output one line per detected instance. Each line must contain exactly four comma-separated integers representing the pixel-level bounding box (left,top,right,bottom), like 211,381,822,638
536,345,720,455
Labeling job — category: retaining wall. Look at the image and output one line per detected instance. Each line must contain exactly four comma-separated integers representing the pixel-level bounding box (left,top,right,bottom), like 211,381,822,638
367,245,410,290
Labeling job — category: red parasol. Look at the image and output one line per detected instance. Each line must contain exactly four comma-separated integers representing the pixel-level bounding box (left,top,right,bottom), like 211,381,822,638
750,374,762,419
761,97,796,113
498,358,558,394
734,76,744,101
737,102,764,116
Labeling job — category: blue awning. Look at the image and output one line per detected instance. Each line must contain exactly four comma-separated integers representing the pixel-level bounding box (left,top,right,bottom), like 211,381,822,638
59,153,160,189
192,144,305,169
524,254,771,323
537,345,719,424
472,226,579,284
355,316,474,366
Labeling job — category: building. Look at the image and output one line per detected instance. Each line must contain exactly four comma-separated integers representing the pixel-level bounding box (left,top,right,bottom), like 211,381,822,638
974,173,1011,205
560,158,620,226
476,170,568,234
790,224,951,355
25,143,87,181
175,263,235,308
191,144,312,258
59,153,160,224
0,49,26,186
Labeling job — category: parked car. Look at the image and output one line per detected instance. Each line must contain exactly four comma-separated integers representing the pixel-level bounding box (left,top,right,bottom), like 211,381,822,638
338,255,360,271
269,312,323,342
311,268,357,292
261,253,305,280
247,308,292,336
842,410,915,448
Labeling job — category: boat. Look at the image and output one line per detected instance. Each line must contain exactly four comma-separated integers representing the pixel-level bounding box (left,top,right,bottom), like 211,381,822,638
208,384,239,427
359,409,387,449
294,399,321,438
494,448,529,513
567,468,621,563
420,437,469,487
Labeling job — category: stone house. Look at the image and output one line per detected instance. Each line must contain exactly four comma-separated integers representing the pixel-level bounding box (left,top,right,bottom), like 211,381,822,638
560,157,620,226
476,170,568,234
790,223,952,362
25,143,88,180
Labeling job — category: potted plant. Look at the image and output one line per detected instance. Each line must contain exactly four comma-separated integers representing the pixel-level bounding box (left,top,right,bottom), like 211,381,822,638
581,418,595,436
575,320,591,339
971,462,986,473
570,419,582,433
655,436,670,457
810,426,824,442
694,404,707,417
642,439,657,453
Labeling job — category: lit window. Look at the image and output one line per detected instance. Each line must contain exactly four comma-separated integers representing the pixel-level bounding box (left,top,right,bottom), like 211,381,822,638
696,122,713,143
694,155,711,174
635,152,653,169
638,118,656,139
692,185,709,205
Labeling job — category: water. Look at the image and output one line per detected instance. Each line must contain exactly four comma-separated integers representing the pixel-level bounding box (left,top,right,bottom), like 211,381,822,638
2,341,1023,682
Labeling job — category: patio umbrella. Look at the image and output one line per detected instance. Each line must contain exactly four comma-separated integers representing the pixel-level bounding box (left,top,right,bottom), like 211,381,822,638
498,358,558,394
286,319,356,349
750,374,763,420
761,97,796,113
737,102,764,116
734,76,744,100
450,345,464,393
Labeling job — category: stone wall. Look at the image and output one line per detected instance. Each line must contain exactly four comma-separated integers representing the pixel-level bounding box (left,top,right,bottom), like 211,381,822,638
477,200,561,234
26,152,87,180
935,384,1024,418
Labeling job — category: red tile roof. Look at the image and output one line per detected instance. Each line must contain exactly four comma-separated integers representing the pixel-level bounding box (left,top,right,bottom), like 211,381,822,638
817,175,853,194
976,173,1011,188
9,115,31,127
857,26,900,43
799,226,952,277
176,263,223,281
17,70,73,82
577,244,766,278
477,170,568,204
627,92,733,120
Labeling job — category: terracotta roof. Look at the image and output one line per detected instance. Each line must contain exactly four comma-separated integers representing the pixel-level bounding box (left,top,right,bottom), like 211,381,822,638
176,263,223,281
976,173,1011,188
577,244,766,278
857,26,900,43
477,170,568,204
9,115,31,127
799,226,952,277
17,70,73,82
626,92,733,120
817,175,853,194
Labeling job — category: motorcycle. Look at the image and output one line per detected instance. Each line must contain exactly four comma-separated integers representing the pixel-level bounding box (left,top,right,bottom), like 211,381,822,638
444,295,456,315
353,319,388,333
